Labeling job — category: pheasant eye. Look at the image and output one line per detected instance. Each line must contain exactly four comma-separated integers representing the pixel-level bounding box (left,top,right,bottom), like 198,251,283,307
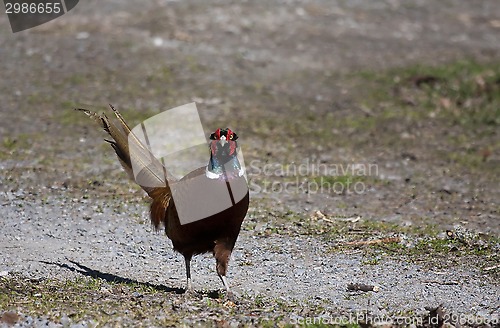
214,128,221,140
229,134,233,140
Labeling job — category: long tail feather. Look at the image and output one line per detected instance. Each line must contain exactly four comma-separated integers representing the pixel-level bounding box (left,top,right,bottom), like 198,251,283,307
76,107,173,223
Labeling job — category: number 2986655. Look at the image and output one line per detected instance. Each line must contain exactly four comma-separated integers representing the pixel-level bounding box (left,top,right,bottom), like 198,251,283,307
5,2,62,14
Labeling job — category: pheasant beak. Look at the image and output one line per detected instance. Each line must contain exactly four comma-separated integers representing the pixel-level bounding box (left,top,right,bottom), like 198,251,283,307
219,135,227,146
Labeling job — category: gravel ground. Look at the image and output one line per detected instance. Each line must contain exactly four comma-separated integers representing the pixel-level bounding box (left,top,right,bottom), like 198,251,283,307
1,188,499,326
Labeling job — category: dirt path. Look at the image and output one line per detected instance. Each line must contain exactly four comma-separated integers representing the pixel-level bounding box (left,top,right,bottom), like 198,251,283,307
1,191,499,323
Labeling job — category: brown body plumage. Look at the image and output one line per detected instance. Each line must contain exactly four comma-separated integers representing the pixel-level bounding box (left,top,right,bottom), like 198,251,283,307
78,105,249,292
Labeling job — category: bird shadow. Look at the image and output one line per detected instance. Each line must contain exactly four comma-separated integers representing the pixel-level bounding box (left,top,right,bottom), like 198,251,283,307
39,259,184,294
39,260,228,299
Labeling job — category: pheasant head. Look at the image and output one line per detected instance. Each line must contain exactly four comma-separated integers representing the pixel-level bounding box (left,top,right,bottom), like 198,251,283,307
206,128,244,179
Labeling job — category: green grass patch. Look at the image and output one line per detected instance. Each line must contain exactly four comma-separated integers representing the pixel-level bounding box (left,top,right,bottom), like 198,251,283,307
0,274,364,327
0,133,38,160
0,274,222,326
356,59,500,128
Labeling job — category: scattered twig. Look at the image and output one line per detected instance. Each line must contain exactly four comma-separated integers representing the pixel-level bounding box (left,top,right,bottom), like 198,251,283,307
358,105,374,116
347,230,368,234
333,216,361,223
347,283,380,292
310,210,327,221
422,280,459,285
342,237,401,246
410,75,442,87
310,211,361,223
341,250,363,255
311,210,335,223
320,217,335,223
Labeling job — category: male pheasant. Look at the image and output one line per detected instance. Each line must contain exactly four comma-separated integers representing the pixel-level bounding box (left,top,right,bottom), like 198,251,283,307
77,105,249,292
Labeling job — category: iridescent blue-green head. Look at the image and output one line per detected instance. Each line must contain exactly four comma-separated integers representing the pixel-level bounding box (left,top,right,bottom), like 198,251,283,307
206,128,244,179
